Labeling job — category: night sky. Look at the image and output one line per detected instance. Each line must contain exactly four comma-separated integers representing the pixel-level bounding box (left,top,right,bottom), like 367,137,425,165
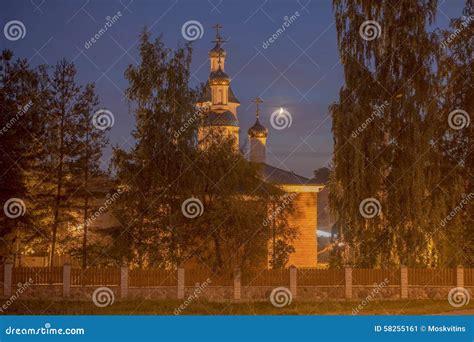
1,0,465,178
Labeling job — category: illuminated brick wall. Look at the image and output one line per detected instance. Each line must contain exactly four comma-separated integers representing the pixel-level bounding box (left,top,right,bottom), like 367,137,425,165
287,192,318,267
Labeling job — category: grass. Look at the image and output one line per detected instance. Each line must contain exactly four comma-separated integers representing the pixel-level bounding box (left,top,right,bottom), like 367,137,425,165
3,299,473,315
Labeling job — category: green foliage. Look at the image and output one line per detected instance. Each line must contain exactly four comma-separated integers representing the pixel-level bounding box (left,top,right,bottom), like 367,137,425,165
0,52,107,266
436,1,473,266
330,0,472,267
109,30,297,272
0,50,42,261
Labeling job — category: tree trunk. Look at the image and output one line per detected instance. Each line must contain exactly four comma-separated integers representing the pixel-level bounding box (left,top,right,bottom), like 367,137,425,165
50,112,65,269
82,128,90,270
212,232,223,271
82,197,89,269
272,201,276,269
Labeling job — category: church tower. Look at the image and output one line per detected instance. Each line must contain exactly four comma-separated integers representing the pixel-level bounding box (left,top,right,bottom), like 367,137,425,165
197,24,240,151
248,97,268,163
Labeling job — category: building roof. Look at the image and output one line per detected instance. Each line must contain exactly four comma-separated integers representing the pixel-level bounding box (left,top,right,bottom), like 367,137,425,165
209,67,230,86
209,43,226,58
199,80,240,104
261,163,310,185
202,110,239,127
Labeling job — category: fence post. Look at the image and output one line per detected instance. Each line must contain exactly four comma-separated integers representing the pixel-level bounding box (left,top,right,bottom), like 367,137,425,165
400,265,408,299
4,259,13,297
456,265,464,288
233,268,241,301
120,265,128,300
62,263,71,297
177,267,185,299
289,265,297,299
345,267,352,299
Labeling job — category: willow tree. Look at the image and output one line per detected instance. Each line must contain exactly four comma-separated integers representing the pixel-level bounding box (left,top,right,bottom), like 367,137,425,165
436,0,473,266
329,0,464,267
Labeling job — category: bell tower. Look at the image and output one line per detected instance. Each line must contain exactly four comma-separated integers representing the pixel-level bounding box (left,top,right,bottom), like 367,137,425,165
209,24,225,72
197,24,240,151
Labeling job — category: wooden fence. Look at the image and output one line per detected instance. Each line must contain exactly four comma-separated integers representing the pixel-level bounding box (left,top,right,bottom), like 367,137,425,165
353,268,400,285
12,266,63,284
185,268,233,286
464,268,474,286
242,269,290,286
1,264,473,301
129,269,176,287
298,268,345,286
71,268,121,286
408,268,457,286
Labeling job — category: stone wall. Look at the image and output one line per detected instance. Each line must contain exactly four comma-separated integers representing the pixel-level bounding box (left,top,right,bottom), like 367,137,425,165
10,284,63,299
352,285,400,300
408,286,473,300
1,284,473,301
128,287,176,300
242,286,275,301
184,286,232,302
298,286,345,300
70,286,120,301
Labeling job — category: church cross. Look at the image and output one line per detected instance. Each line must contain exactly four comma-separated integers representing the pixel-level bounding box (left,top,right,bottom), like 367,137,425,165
212,24,228,45
212,24,222,39
252,97,263,119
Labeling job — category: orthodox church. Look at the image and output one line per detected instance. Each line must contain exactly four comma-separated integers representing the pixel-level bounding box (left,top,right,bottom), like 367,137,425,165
197,26,324,267
9,26,325,268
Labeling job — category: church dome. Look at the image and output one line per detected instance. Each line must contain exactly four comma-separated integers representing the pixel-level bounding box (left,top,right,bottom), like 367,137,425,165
209,67,230,86
209,44,226,58
248,118,268,138
203,110,238,127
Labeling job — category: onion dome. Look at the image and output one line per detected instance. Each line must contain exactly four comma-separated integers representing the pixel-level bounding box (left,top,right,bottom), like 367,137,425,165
248,118,268,138
209,44,226,58
209,66,230,86
248,97,267,138
203,110,238,127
